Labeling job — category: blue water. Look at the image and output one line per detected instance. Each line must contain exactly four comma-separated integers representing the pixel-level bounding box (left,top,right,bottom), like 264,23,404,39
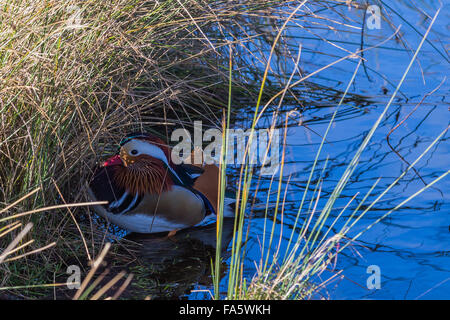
213,0,449,300
111,1,449,300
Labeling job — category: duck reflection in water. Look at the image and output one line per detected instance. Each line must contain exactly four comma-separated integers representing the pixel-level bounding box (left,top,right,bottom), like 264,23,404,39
114,218,236,299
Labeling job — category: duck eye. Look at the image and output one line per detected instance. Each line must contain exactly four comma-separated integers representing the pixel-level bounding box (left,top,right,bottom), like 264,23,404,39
130,149,139,155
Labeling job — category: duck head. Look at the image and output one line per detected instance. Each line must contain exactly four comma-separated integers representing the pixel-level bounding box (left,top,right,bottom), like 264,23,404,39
102,133,175,195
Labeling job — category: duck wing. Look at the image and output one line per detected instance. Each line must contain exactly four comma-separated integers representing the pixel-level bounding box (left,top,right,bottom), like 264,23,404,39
166,163,215,216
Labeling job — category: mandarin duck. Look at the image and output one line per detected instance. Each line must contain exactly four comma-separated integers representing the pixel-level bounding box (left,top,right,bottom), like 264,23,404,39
87,132,235,234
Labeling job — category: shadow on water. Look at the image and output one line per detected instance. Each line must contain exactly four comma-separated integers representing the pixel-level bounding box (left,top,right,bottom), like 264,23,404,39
112,218,236,300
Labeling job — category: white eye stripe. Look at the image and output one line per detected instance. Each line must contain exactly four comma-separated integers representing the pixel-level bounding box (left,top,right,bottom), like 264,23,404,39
124,139,184,184
125,140,168,164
